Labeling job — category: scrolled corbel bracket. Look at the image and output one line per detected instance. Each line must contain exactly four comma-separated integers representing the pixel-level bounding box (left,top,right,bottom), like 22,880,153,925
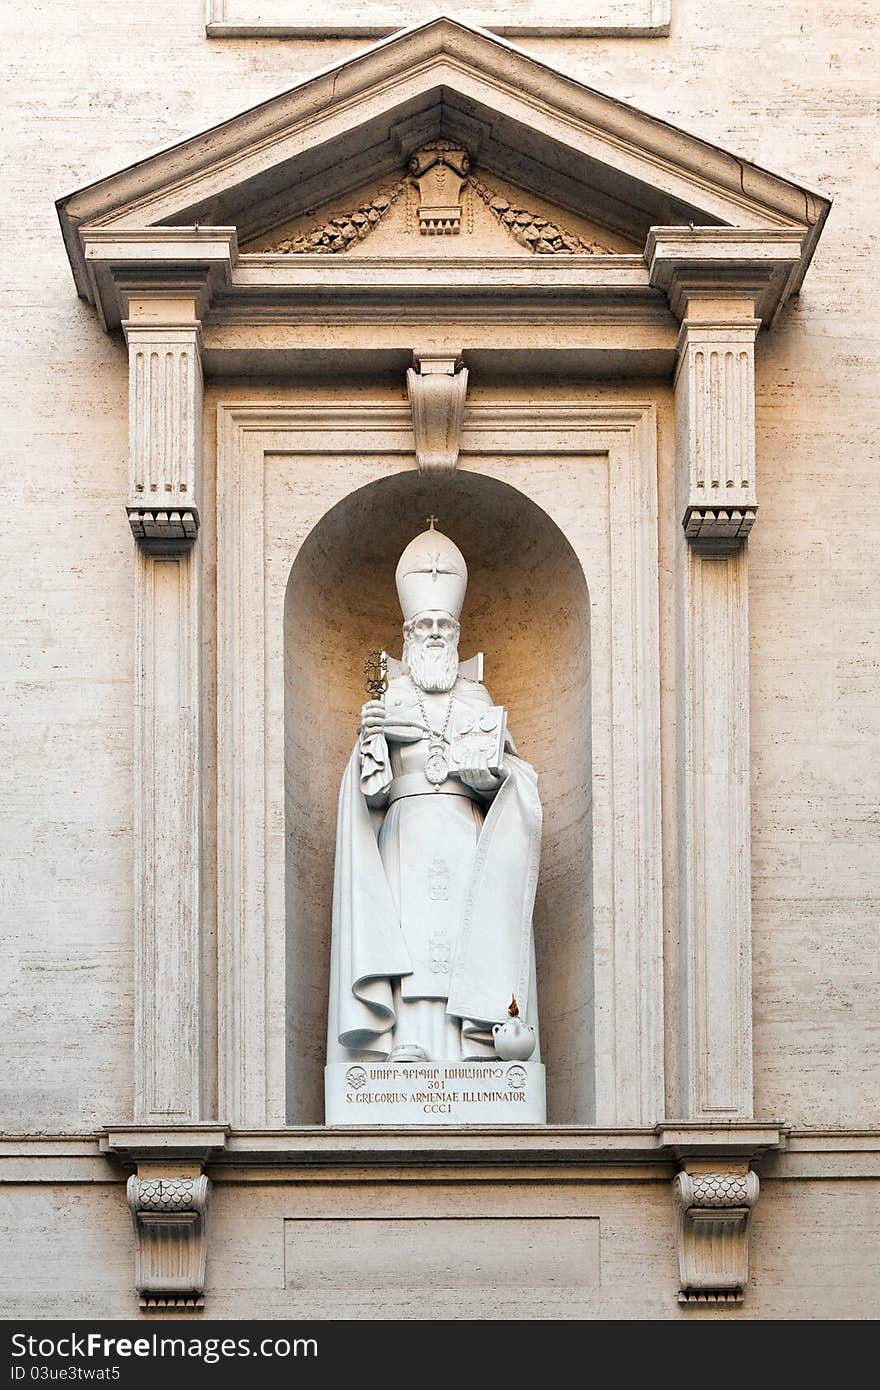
127,1173,210,1310
673,1169,760,1304
406,352,469,475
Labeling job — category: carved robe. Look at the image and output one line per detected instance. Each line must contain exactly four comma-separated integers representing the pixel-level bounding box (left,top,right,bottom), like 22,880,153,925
326,674,542,1062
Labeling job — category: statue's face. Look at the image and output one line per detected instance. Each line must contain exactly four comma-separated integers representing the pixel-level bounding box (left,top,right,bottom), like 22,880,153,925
403,610,460,693
409,612,459,650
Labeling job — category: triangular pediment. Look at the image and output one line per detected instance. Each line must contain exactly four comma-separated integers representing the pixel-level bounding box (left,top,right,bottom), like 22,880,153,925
58,15,829,304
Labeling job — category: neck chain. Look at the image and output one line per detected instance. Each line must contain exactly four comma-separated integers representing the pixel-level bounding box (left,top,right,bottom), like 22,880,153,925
411,677,455,786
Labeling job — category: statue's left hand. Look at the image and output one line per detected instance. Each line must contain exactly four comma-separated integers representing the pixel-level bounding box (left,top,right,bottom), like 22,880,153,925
458,750,503,793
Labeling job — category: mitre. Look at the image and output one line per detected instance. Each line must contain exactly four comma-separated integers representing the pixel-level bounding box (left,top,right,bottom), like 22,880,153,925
395,520,467,621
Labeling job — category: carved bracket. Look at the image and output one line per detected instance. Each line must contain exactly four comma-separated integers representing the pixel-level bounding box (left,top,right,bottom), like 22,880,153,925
408,141,470,235
127,1175,210,1309
684,505,756,554
673,1170,760,1303
127,507,199,554
406,353,469,475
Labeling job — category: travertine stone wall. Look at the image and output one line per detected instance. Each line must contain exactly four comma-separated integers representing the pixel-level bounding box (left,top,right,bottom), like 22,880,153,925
1,1,877,1139
1,1159,878,1320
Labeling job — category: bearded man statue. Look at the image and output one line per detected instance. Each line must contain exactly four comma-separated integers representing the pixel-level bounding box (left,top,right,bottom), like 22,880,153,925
326,521,542,1065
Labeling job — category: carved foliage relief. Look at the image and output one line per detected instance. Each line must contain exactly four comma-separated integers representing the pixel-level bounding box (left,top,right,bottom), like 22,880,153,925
260,142,615,256
266,181,407,254
469,177,612,254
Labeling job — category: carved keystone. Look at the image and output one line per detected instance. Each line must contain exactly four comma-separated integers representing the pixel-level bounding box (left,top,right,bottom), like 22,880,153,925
406,352,469,475
674,1170,759,1304
127,1175,210,1309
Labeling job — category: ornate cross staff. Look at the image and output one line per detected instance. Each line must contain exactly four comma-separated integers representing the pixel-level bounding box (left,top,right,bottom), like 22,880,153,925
363,649,388,699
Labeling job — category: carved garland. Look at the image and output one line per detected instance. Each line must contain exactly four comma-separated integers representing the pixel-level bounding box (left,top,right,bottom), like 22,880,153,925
263,149,612,256
267,181,407,254
469,176,611,254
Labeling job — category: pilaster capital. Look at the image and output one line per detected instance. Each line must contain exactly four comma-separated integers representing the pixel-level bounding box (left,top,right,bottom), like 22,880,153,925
675,315,761,353
122,304,204,343
646,226,805,328
80,226,236,332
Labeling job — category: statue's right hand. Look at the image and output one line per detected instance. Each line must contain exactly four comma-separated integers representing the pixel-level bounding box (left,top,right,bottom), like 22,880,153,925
360,699,387,734
360,698,424,743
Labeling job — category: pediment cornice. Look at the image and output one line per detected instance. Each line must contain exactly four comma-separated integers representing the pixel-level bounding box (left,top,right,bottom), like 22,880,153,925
78,223,675,337
58,15,830,327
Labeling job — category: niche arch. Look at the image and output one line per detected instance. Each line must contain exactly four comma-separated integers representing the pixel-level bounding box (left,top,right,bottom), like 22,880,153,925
284,468,593,1125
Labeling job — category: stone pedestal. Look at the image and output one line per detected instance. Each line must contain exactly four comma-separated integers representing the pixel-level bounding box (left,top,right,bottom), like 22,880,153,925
325,1061,546,1125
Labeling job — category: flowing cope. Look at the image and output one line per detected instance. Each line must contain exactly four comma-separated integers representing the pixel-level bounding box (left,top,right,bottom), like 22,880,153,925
326,683,542,1062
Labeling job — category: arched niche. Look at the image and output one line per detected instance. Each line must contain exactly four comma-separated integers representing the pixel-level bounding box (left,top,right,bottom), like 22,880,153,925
284,469,592,1124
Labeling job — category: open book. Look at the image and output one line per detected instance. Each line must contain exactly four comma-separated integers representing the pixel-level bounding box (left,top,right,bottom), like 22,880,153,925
446,705,507,778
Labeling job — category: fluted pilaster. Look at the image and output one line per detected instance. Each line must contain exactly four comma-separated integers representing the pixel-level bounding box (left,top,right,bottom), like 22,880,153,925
125,318,203,553
125,301,206,1124
676,320,759,552
674,308,758,1121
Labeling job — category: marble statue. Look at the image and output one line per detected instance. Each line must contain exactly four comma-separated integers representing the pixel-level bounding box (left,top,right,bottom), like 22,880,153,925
327,520,542,1064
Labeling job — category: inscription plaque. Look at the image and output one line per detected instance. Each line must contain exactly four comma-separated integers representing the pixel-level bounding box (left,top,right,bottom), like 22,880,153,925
324,1060,546,1124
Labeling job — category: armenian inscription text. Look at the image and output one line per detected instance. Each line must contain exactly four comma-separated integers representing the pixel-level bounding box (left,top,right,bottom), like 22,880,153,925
324,1061,546,1124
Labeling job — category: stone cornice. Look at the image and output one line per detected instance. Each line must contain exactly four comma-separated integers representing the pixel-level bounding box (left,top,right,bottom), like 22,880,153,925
95,1121,784,1167
100,1126,230,1162
217,259,671,332
231,252,651,287
5,1130,880,1182
71,224,818,347
78,226,677,343
204,0,672,40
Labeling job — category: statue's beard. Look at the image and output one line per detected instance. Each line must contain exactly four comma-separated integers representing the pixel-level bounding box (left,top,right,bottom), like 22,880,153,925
405,640,460,693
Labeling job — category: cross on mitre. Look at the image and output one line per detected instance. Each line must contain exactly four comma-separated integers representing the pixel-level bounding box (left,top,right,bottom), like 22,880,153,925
425,515,441,579
422,517,442,575
395,521,468,621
